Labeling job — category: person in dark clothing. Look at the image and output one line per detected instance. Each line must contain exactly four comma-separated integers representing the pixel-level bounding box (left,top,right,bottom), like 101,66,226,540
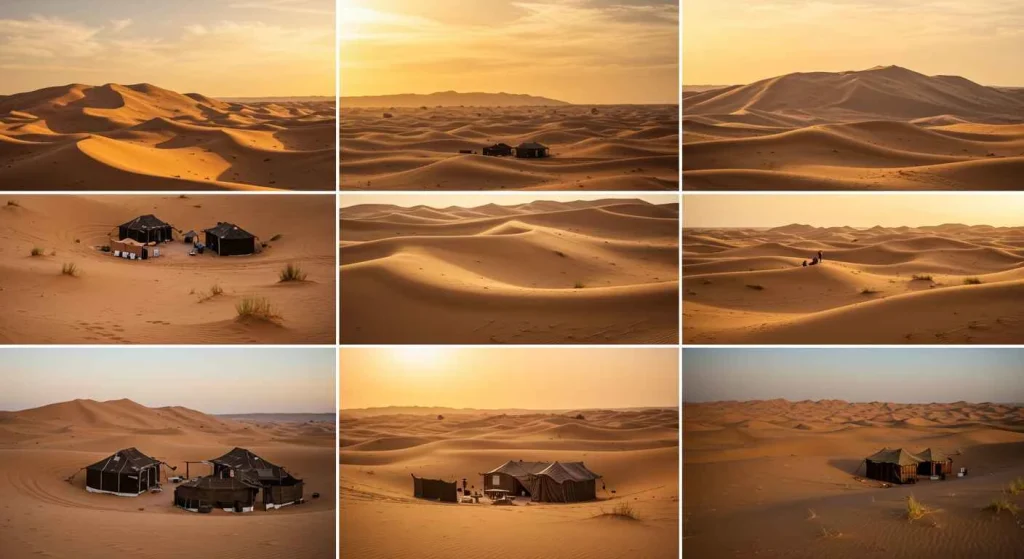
818,250,823,262
810,257,818,265
802,260,808,267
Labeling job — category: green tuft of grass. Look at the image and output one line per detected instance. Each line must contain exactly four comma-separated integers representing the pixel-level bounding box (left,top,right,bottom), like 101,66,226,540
235,296,279,321
906,495,927,521
269,234,283,242
279,263,307,282
61,262,79,277
987,497,1020,516
963,277,982,285
1008,477,1024,496
209,284,223,296
912,274,933,281
31,247,44,256
746,284,764,291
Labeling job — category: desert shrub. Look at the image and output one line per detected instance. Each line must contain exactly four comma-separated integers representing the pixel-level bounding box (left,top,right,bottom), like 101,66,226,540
270,234,283,242
987,498,1020,515
746,284,764,290
236,296,278,320
30,247,44,256
906,495,927,521
6,200,19,207
574,281,584,289
554,250,566,258
1008,478,1024,496
61,262,79,277
912,274,933,281
279,263,307,282
210,284,223,296
609,502,638,520
964,277,982,285
860,288,878,295
575,413,585,420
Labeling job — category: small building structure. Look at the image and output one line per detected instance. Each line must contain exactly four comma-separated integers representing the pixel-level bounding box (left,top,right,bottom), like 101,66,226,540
515,142,549,158
174,474,260,513
864,448,921,484
109,238,155,260
411,474,457,503
915,448,954,477
183,230,198,244
118,215,173,244
483,143,513,157
85,448,162,497
203,223,257,256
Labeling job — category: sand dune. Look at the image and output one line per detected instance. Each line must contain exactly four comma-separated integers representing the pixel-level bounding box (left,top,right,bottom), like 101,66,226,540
683,66,1024,190
683,224,1024,343
685,399,1024,557
0,399,335,559
340,199,679,343
340,103,678,190
0,83,334,190
0,195,335,343
341,408,679,559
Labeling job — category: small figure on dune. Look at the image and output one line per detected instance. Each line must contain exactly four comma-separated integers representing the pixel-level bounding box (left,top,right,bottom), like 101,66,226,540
809,257,819,266
818,250,824,262
802,260,808,267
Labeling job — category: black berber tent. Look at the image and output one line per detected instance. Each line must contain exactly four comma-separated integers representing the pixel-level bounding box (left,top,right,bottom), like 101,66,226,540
174,474,260,513
482,460,601,502
208,447,303,509
204,222,257,256
85,448,161,496
118,215,173,244
411,474,457,502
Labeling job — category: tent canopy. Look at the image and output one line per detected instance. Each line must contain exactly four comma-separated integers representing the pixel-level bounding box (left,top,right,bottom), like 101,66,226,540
532,461,601,484
119,214,170,232
208,447,298,483
87,447,159,473
916,448,950,462
865,447,922,466
204,222,255,240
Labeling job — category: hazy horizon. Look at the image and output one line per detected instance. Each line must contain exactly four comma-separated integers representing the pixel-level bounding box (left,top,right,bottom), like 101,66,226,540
340,193,679,209
0,0,334,96
683,194,1024,228
684,349,1024,403
0,348,336,414
683,0,1024,87
340,348,679,410
340,0,679,104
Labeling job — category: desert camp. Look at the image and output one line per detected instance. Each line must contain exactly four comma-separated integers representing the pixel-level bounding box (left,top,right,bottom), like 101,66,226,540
109,216,261,260
207,447,304,510
411,459,602,505
861,447,958,484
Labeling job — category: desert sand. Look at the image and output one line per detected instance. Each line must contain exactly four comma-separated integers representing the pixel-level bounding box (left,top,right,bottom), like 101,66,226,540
0,399,335,559
340,99,679,191
340,198,679,343
683,66,1024,190
683,224,1024,343
0,195,335,343
684,399,1024,557
340,408,680,559
0,84,334,190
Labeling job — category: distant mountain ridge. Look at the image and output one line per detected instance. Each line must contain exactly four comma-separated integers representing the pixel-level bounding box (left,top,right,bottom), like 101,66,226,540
341,90,570,108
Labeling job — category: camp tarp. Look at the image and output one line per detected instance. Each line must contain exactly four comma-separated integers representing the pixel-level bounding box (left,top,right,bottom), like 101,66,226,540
203,223,256,256
174,475,260,513
85,448,161,497
411,474,457,503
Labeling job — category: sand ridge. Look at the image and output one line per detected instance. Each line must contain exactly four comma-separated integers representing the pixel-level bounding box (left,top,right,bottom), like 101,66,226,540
340,199,680,343
683,223,1024,343
684,399,1024,557
0,195,336,343
0,83,335,190
340,104,679,190
683,66,1024,190
341,408,680,559
0,399,335,559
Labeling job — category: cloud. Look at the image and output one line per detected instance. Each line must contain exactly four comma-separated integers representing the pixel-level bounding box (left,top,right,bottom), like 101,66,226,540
0,16,102,60
109,19,132,33
228,0,334,16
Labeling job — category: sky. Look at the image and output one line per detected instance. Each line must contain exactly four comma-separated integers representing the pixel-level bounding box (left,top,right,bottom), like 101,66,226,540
683,194,1024,228
339,347,679,409
339,193,679,208
0,0,334,96
0,348,336,414
684,348,1024,403
340,0,679,104
683,0,1024,87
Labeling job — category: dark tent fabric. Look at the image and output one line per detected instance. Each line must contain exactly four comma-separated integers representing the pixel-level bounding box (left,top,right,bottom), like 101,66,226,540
174,475,259,512
208,447,303,508
864,447,921,484
411,474,457,503
515,142,549,158
915,448,954,476
482,143,513,156
85,448,161,496
118,215,173,244
204,222,256,256
482,460,601,502
526,462,600,503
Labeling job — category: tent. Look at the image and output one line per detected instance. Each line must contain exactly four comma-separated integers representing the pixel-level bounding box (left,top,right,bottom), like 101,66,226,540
411,474,457,503
208,447,303,509
482,460,601,502
118,215,173,244
183,230,198,244
864,448,922,484
482,143,513,157
203,222,257,256
515,142,549,158
85,448,161,497
174,474,260,513
915,448,954,476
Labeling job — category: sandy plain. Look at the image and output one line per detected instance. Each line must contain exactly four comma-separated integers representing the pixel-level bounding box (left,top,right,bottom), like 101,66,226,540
0,83,334,190
0,399,335,559
340,104,679,191
340,198,679,344
684,399,1024,557
340,407,680,559
0,195,335,343
682,224,1024,343
683,66,1024,190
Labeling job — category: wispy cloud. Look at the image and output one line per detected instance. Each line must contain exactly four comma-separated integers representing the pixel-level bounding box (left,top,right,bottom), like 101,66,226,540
229,0,334,16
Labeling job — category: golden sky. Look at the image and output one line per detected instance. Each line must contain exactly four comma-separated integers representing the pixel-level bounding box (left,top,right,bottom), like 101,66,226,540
0,0,334,96
684,194,1024,228
339,193,679,208
683,0,1024,86
339,348,679,410
340,0,679,104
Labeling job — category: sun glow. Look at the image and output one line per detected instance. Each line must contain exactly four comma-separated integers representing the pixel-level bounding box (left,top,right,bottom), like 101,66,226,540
389,347,449,372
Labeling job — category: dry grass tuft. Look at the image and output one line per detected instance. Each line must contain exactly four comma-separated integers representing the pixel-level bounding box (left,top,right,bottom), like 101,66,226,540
746,284,765,290
963,277,982,285
987,497,1019,516
1008,478,1024,496
61,262,79,277
912,274,933,281
30,247,44,256
906,495,927,521
279,263,307,282
236,296,279,321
